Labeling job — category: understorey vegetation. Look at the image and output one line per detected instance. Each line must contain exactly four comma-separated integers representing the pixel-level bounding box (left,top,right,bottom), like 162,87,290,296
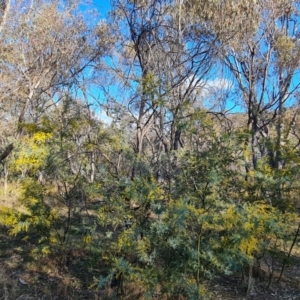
1,0,300,299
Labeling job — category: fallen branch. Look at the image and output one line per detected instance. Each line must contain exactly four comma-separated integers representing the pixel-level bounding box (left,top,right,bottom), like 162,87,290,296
0,143,14,161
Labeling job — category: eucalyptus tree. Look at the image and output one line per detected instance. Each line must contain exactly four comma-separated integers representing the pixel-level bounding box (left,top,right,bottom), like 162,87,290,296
0,0,106,137
0,0,10,33
101,0,219,179
207,0,300,171
196,0,300,291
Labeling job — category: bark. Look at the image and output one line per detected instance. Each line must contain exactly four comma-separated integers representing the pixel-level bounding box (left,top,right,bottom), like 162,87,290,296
0,143,13,161
0,0,10,33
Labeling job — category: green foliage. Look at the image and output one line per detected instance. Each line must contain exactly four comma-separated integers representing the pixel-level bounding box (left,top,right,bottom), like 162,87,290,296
0,178,58,254
9,131,52,177
1,1,300,298
1,111,299,299
94,128,299,298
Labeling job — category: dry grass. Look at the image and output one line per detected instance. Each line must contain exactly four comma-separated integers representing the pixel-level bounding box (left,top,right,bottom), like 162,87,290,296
0,182,21,208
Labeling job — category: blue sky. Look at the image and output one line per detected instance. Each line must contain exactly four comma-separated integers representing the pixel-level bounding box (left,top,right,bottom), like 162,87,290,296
77,0,241,123
88,0,111,15
78,0,300,123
